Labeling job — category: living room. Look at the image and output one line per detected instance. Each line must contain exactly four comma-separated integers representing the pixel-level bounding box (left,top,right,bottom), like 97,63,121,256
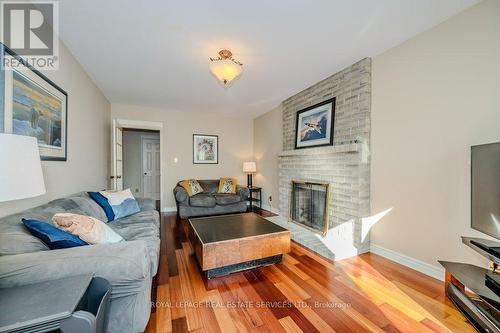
0,0,499,332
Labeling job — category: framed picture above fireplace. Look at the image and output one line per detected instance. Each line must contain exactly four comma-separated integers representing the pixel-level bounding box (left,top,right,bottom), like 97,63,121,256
295,97,335,149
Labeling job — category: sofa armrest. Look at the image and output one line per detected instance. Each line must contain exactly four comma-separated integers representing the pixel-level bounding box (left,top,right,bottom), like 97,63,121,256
135,197,156,211
237,185,250,201
173,186,188,203
0,240,150,291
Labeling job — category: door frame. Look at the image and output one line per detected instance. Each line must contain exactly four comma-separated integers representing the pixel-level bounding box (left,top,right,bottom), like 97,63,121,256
112,119,164,209
141,134,161,200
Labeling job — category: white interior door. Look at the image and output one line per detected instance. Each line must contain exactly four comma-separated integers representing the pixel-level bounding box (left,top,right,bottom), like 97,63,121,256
142,138,160,200
110,120,123,191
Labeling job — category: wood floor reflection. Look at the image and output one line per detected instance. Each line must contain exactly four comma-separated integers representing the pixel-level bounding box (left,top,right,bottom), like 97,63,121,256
145,212,475,333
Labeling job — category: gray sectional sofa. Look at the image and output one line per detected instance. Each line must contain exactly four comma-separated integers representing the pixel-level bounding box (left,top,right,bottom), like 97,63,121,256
174,179,249,218
0,192,160,333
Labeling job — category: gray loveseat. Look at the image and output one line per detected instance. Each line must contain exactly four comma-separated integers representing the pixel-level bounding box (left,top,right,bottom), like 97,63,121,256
174,179,249,218
0,192,160,333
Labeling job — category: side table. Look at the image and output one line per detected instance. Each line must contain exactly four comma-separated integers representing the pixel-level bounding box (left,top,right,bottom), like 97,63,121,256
0,274,111,333
247,186,262,211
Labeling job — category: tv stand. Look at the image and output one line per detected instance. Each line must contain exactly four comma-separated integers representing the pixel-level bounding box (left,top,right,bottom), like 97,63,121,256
439,237,500,332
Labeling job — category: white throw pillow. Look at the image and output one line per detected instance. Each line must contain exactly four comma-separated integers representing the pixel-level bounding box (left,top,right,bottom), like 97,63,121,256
52,213,123,245
100,188,135,206
98,188,141,219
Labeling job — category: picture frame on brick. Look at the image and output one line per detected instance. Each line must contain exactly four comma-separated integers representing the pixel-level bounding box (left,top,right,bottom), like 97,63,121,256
295,97,335,149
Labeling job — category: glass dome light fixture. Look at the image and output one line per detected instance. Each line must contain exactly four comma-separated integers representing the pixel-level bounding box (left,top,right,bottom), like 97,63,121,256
209,49,243,86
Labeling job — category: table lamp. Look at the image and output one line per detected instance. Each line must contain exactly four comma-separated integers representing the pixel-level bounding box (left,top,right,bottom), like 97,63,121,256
0,133,46,202
243,161,256,188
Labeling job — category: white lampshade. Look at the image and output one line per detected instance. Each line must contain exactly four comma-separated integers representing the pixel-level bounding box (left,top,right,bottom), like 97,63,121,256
0,133,46,202
243,161,257,173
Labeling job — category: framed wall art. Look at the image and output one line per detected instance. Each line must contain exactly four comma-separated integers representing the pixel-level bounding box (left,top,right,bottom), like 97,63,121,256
193,134,218,164
0,43,68,161
295,97,335,149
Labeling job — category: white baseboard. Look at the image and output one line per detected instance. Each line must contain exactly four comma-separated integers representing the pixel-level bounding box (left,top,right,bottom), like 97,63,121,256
261,204,280,215
161,206,177,213
370,243,445,281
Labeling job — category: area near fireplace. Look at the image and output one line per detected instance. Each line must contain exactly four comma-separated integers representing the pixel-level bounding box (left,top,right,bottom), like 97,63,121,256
273,58,371,261
290,180,330,235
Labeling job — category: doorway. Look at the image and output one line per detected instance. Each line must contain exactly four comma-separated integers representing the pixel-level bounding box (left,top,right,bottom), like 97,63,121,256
111,119,163,210
140,134,161,200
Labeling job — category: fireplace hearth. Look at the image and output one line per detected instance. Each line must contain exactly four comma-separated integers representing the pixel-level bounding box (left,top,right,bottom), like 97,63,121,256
290,180,330,235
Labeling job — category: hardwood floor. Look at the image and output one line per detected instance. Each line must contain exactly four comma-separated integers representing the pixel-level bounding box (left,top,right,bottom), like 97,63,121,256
145,212,475,333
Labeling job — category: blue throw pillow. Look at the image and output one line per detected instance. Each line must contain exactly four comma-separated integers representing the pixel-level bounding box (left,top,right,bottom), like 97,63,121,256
111,198,141,219
22,218,88,250
88,191,115,222
88,189,140,221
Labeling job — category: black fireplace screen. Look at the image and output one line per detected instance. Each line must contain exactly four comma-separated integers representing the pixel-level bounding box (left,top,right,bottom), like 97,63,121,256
290,181,330,235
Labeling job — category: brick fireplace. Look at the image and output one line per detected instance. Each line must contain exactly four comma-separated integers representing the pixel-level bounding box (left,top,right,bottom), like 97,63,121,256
270,58,371,261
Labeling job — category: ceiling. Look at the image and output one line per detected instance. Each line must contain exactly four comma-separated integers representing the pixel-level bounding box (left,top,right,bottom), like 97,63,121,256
58,0,478,118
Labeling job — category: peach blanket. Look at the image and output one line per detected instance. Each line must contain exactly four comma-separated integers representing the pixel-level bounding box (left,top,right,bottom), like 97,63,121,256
52,213,123,244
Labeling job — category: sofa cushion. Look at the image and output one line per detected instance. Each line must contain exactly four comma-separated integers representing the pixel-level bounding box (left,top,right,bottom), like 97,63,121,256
111,219,159,241
189,194,216,208
0,197,93,255
22,218,88,249
214,194,241,206
178,201,247,219
68,193,108,222
0,229,49,255
109,210,160,276
197,180,219,194
111,210,160,231
135,197,157,212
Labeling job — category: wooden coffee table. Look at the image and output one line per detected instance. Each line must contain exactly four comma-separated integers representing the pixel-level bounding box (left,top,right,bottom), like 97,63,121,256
187,213,291,278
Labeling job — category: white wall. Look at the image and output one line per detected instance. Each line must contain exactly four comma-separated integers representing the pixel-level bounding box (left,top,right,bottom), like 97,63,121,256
253,105,282,212
0,42,110,217
111,104,254,210
122,130,160,197
371,0,500,268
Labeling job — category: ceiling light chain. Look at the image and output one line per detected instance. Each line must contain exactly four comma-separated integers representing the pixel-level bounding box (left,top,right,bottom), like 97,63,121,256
210,50,243,65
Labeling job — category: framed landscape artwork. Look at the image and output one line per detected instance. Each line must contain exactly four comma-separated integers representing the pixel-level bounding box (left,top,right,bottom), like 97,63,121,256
0,44,68,161
295,97,335,149
193,134,218,164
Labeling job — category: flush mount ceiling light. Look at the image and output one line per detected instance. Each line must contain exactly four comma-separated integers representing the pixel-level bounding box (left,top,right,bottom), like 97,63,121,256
209,49,243,86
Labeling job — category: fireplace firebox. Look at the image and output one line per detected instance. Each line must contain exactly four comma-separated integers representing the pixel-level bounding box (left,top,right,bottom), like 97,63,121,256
290,180,330,236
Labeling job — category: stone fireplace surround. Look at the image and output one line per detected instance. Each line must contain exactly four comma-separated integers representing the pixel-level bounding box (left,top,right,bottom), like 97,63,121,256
270,58,371,261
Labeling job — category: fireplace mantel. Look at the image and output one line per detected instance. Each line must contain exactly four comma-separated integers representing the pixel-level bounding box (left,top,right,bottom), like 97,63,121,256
278,142,362,157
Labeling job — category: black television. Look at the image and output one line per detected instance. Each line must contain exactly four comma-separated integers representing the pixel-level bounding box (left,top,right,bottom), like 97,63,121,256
471,142,500,240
